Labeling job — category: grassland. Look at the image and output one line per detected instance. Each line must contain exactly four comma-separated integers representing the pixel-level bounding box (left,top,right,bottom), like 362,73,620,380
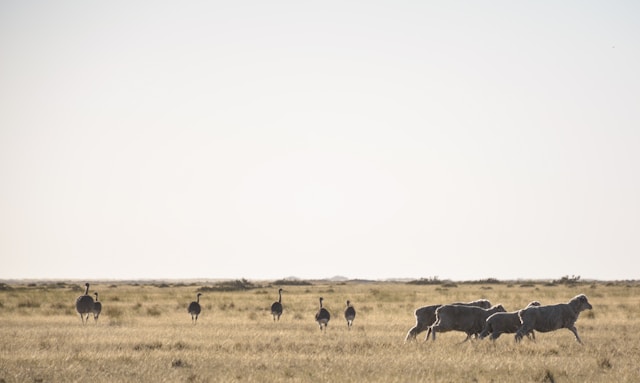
1,280,639,382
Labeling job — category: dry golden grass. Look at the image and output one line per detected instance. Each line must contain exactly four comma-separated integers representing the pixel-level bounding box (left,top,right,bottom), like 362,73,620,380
1,280,639,382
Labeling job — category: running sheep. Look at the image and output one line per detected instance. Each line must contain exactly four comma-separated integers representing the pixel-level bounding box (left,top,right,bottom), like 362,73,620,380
515,294,592,344
430,304,506,342
405,299,492,341
478,301,541,341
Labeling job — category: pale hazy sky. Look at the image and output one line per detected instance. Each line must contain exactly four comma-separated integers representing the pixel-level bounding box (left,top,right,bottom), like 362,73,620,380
1,1,639,281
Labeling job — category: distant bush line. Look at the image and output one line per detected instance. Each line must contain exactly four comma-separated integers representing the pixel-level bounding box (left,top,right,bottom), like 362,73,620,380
197,279,259,292
272,279,313,286
405,275,612,288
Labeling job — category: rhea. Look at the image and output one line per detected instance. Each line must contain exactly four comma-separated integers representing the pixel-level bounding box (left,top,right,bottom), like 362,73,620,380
188,293,202,323
92,292,102,323
75,283,95,324
271,288,283,321
315,297,331,331
344,300,356,330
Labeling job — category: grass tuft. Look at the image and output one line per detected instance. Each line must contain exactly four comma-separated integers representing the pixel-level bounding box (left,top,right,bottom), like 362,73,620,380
133,341,162,351
105,306,124,318
146,305,162,316
172,341,188,350
17,300,41,308
171,359,188,368
598,357,612,369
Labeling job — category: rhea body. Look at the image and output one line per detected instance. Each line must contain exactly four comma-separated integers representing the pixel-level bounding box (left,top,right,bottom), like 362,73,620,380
271,288,283,321
92,292,102,323
188,293,202,323
315,297,331,331
75,283,95,324
344,300,356,330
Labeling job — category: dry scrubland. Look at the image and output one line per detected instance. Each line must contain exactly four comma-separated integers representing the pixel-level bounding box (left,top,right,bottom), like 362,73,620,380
1,280,639,383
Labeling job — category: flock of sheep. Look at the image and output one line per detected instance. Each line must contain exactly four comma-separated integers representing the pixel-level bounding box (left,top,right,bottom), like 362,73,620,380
405,294,593,344
75,283,593,343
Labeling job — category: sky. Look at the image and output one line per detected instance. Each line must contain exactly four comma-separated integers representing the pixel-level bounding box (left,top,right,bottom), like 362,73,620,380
1,1,639,281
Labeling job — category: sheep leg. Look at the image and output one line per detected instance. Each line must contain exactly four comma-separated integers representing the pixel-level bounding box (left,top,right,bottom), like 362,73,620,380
478,326,490,340
405,322,427,341
526,330,536,341
424,327,433,341
405,328,417,342
459,333,472,343
568,326,583,344
515,325,529,342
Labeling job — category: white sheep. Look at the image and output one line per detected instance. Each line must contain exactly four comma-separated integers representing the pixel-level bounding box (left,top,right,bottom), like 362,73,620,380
405,299,492,341
430,304,506,342
515,294,593,344
478,301,541,341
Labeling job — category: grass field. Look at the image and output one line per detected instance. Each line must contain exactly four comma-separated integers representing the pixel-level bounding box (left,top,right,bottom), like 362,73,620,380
1,279,639,382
